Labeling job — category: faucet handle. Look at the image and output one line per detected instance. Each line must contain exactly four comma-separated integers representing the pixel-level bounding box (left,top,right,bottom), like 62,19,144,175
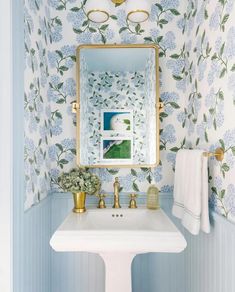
130,193,137,199
97,194,107,209
129,193,138,209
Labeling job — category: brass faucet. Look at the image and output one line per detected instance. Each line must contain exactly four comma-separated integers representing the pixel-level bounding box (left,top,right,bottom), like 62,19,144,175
113,177,121,209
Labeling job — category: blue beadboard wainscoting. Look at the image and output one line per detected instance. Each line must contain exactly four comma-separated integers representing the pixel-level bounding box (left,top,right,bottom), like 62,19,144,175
17,193,235,292
22,197,52,292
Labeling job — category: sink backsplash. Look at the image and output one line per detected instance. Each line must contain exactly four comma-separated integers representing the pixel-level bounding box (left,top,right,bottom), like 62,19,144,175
54,191,172,209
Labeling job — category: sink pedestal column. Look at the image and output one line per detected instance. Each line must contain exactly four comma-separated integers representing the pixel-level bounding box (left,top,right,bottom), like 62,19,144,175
100,253,136,292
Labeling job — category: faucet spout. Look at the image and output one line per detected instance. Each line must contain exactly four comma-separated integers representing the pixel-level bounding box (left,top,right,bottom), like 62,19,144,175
113,177,121,209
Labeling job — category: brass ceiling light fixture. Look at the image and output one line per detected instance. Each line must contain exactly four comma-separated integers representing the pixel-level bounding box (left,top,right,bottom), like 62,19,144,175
85,0,150,23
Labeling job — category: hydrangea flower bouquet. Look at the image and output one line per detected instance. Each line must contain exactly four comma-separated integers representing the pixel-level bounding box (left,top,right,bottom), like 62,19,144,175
58,168,101,213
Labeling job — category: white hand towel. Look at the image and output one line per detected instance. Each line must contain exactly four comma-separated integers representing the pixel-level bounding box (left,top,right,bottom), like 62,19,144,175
172,149,210,235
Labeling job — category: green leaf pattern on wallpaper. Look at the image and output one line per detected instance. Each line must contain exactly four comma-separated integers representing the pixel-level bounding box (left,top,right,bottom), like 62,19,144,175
176,0,235,222
24,0,235,223
79,68,155,165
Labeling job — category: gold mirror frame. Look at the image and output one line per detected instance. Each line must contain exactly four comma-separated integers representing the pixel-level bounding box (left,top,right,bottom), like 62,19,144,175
75,44,161,168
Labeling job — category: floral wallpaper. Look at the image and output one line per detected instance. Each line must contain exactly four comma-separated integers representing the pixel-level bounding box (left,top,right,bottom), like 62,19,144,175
180,0,235,223
24,0,235,224
24,0,185,210
46,0,186,200
24,0,51,209
80,70,155,165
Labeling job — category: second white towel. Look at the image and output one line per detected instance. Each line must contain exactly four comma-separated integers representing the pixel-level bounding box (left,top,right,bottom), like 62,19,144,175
172,149,210,235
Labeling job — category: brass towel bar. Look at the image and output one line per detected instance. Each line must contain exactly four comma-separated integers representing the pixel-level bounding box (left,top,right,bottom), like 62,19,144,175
203,147,224,161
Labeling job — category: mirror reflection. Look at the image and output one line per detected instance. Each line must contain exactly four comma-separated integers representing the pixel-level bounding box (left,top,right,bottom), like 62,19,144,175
77,45,160,167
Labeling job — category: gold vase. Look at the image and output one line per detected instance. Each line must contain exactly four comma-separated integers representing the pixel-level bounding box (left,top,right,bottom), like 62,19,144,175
72,192,86,213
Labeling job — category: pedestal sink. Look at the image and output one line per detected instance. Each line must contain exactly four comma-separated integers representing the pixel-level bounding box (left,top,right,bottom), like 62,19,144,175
50,208,187,292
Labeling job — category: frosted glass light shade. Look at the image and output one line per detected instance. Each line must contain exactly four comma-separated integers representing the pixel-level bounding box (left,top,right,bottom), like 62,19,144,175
85,0,110,23
126,0,150,23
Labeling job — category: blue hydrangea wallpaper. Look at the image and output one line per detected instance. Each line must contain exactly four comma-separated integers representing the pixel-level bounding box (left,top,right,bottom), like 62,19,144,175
24,0,235,224
180,0,235,223
79,69,156,165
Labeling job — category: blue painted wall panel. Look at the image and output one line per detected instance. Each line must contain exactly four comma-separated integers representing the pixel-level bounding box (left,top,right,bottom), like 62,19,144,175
16,193,235,292
22,197,52,292
184,214,235,292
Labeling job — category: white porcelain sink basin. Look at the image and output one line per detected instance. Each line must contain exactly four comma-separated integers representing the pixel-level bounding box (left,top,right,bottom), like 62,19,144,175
50,208,186,253
50,208,186,292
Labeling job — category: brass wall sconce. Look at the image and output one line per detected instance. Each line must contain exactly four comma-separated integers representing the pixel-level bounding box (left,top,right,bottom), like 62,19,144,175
85,0,150,23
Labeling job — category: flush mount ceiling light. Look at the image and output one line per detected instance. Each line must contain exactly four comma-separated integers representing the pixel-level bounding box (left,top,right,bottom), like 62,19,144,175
85,0,150,23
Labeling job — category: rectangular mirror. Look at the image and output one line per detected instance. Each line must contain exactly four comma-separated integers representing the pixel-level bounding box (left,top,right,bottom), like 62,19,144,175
76,44,160,168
